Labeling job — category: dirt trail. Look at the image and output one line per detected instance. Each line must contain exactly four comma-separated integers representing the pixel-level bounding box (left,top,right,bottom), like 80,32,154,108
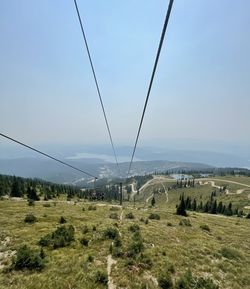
120,210,123,221
198,179,250,195
107,253,117,289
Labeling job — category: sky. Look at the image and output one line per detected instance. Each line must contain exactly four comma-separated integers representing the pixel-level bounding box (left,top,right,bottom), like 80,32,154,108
0,0,250,156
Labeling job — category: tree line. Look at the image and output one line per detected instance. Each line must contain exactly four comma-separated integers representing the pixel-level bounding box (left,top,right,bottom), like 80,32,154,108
176,193,245,218
0,174,81,200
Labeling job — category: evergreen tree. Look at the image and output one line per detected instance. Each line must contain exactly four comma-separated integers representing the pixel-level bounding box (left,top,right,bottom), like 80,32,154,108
211,199,217,214
192,198,197,211
176,195,187,216
225,202,233,216
151,196,156,207
10,177,23,197
27,186,39,201
217,201,223,214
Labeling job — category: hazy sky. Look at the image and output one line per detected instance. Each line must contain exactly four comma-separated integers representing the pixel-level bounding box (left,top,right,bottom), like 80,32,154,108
1,0,250,152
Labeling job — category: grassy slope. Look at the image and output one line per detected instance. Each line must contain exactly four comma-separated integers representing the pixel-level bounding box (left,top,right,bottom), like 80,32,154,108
0,176,250,289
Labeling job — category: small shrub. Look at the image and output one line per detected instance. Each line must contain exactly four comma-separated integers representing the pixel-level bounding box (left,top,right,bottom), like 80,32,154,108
139,217,145,222
39,225,75,249
94,270,108,285
145,219,149,225
109,213,119,220
114,236,122,247
125,212,135,219
27,199,35,206
103,227,119,239
149,213,160,220
59,216,67,224
43,203,51,208
81,225,89,234
127,232,144,258
175,270,194,289
40,248,45,259
128,224,140,233
246,213,250,219
138,254,152,269
88,205,97,211
87,255,94,262
167,264,175,274
12,245,44,270
158,272,174,289
220,247,242,260
167,222,173,226
80,237,89,246
175,270,219,289
24,214,37,224
82,207,85,211
200,224,210,232
179,219,192,226
92,225,97,231
111,246,124,258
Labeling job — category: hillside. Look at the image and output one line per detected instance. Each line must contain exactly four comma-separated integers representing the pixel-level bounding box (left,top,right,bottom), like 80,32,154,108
0,158,213,183
0,174,250,288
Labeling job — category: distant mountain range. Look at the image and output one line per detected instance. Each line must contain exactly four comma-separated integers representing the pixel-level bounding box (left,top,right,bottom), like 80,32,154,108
0,157,212,184
0,144,249,184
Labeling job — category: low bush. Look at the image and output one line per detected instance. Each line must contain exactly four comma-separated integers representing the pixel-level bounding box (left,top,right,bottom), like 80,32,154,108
43,203,51,208
179,219,192,226
12,245,44,270
88,205,97,211
80,237,89,246
127,232,144,258
220,247,243,260
167,222,173,226
39,225,75,249
87,255,94,262
246,213,250,219
27,199,35,206
200,224,210,232
149,213,160,220
158,272,174,289
94,270,108,285
125,212,135,219
175,270,219,289
128,224,140,233
109,213,119,220
81,225,89,234
59,216,67,224
24,214,37,224
103,227,119,239
138,254,153,269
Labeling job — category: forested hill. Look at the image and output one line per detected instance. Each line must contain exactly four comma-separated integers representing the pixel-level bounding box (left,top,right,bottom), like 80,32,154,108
0,174,81,200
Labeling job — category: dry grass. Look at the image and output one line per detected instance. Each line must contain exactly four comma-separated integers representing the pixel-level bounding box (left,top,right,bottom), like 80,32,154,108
0,176,250,289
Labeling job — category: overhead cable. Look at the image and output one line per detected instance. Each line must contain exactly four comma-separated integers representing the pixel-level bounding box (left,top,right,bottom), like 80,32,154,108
73,0,120,174
0,132,98,179
127,0,175,178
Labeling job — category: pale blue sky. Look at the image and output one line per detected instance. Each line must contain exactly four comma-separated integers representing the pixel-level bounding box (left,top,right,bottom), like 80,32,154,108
1,0,250,152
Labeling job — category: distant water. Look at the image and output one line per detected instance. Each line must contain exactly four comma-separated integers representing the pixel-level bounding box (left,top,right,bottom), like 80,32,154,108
171,174,193,180
67,152,141,163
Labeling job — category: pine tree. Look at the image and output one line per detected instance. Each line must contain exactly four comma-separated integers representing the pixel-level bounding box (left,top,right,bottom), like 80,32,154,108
217,201,223,214
151,196,156,207
192,198,197,211
176,195,187,216
10,177,23,197
211,199,217,214
27,186,39,201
